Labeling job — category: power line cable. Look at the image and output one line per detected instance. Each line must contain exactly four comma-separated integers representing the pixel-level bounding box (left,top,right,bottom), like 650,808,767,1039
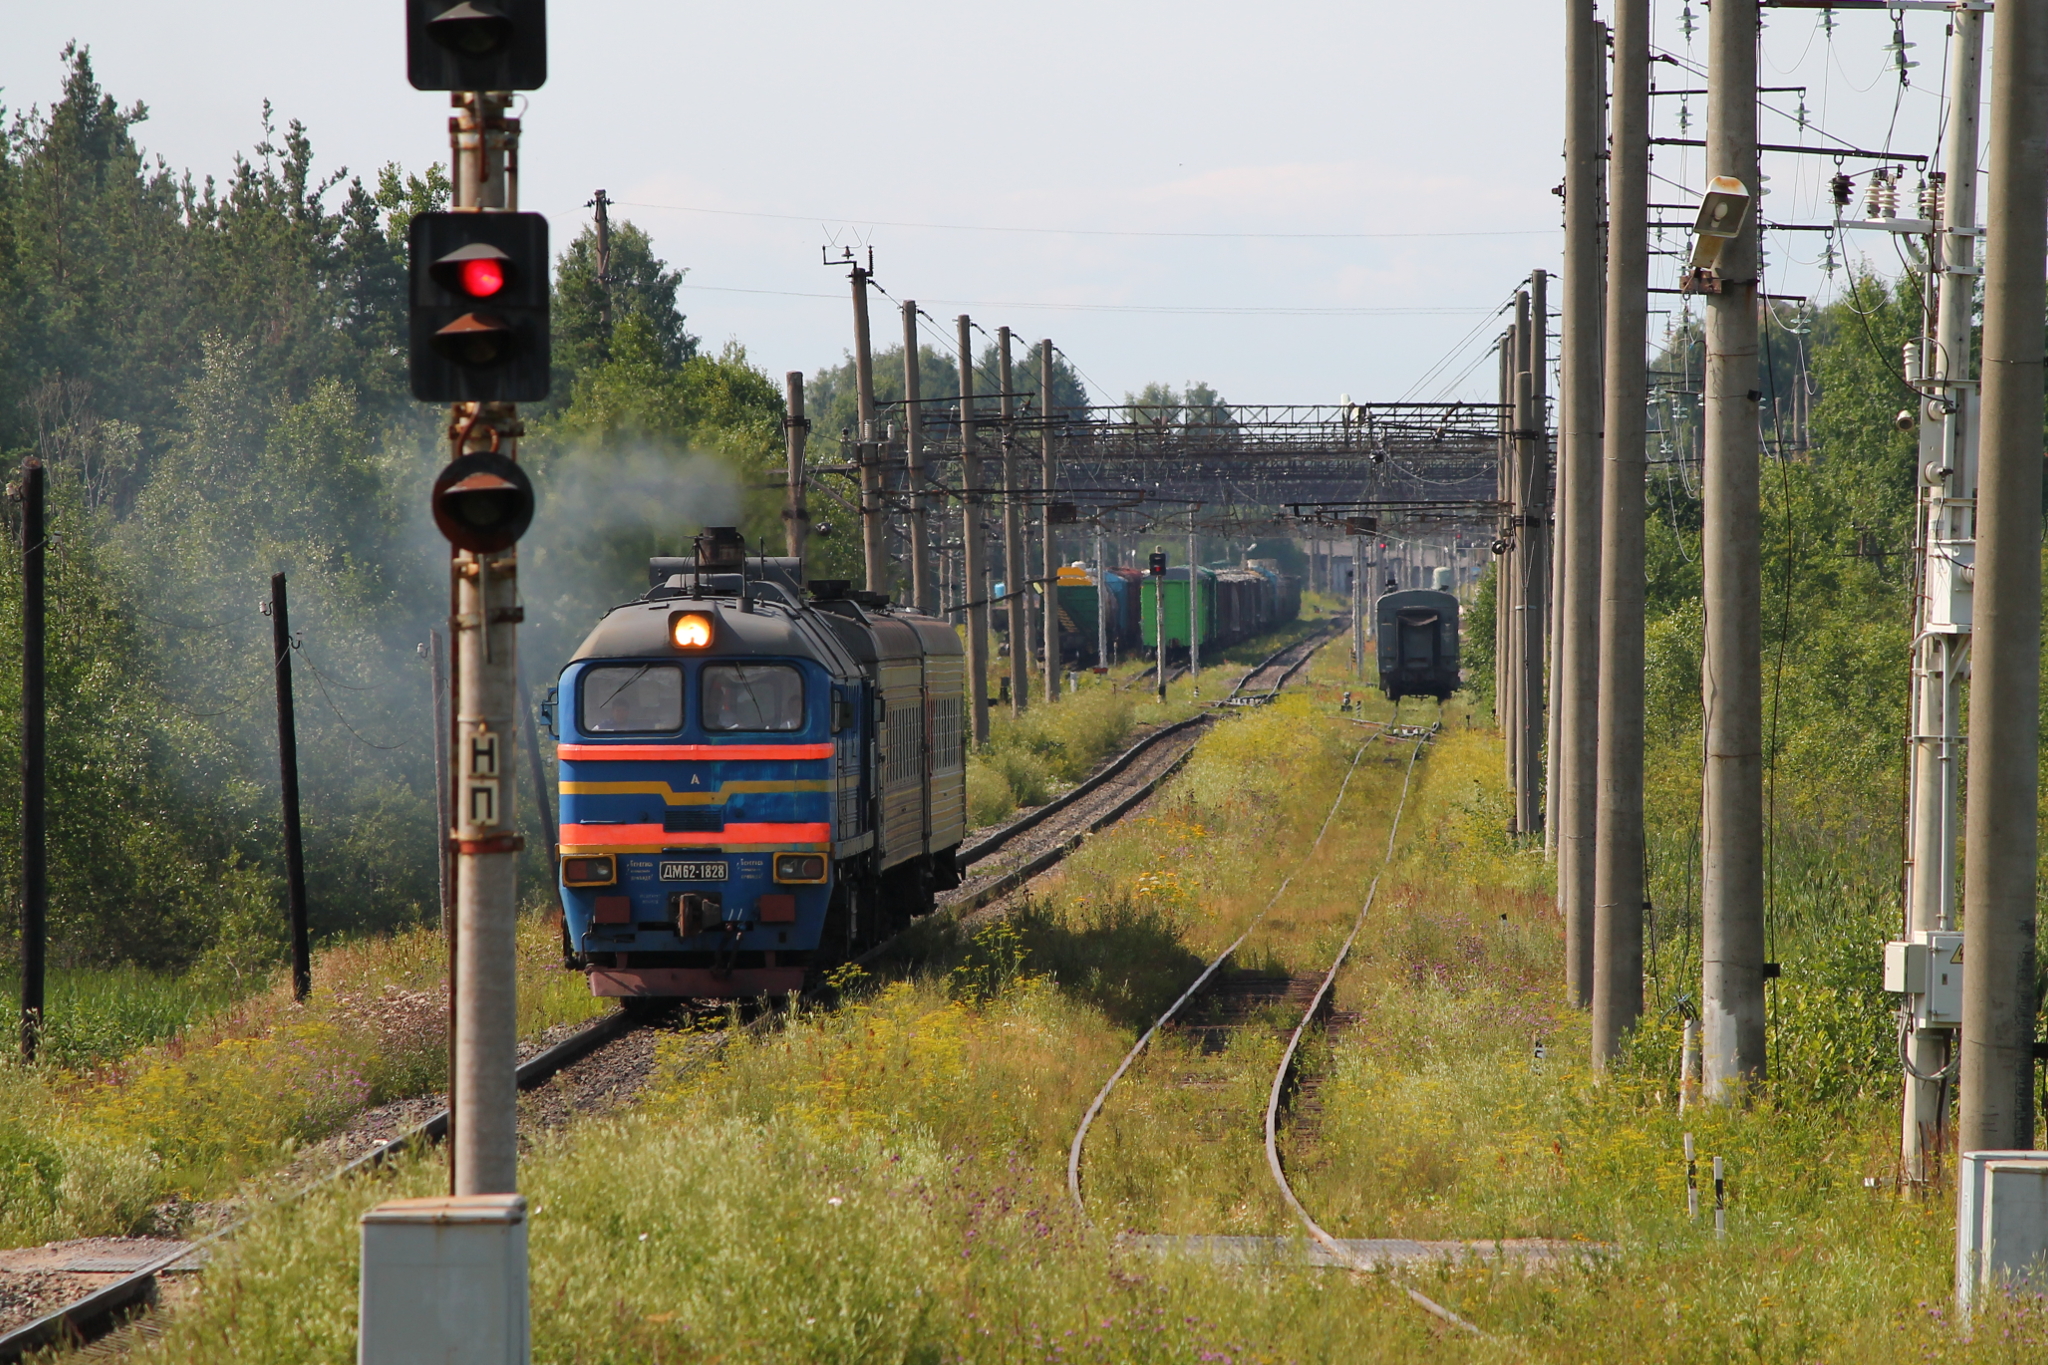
612,198,1558,242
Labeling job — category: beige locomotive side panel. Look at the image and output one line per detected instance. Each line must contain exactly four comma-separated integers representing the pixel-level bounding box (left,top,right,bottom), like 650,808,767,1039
923,652,968,853
878,658,925,869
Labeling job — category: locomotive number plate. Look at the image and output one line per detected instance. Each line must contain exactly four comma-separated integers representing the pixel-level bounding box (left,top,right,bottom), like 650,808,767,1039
659,860,729,882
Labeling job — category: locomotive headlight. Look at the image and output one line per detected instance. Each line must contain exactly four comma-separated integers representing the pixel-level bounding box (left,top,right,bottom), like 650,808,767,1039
774,854,827,883
562,855,616,886
669,611,714,649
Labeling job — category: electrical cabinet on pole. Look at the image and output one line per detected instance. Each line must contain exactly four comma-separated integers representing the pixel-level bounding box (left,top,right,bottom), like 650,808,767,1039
998,329,1028,714
1558,0,1606,1012
904,302,932,615
1959,0,2048,1157
1891,9,1981,1176
958,316,992,746
1699,0,1767,1102
1040,339,1060,703
1593,0,1648,1064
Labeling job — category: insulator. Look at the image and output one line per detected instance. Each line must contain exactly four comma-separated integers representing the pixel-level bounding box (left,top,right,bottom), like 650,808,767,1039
1903,341,1922,383
1863,173,1885,220
1831,172,1854,209
1921,172,1945,223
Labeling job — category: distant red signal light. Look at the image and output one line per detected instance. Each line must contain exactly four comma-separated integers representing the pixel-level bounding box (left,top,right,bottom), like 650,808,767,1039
459,257,506,297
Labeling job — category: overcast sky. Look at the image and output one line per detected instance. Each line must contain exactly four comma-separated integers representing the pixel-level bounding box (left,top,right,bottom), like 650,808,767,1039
2,3,1972,408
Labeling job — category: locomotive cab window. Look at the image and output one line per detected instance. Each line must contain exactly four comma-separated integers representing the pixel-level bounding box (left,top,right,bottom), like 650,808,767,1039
580,664,683,734
702,663,805,732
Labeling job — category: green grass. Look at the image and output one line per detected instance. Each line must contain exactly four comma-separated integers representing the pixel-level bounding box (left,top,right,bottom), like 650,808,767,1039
0,907,607,1249
68,636,2048,1362
1,964,240,1070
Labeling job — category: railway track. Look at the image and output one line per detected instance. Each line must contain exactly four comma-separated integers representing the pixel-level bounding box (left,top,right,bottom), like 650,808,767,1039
0,622,1338,1361
1067,715,1539,1337
933,625,1339,923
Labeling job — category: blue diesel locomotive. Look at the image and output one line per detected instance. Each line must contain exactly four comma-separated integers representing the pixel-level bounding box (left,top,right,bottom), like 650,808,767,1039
548,529,966,1001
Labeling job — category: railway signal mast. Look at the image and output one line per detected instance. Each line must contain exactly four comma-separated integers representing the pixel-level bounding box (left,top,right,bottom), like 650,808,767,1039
363,6,549,1363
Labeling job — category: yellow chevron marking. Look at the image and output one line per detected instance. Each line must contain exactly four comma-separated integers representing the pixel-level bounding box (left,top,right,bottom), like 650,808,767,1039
561,779,831,806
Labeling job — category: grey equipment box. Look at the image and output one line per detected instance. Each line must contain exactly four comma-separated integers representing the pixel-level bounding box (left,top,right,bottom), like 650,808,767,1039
360,1194,530,1365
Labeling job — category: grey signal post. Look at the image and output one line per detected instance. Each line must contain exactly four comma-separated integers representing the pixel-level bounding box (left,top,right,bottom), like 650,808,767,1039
1558,0,1605,1016
1960,0,2048,1156
958,315,992,747
448,88,524,1197
1700,0,1766,1102
1593,0,1648,1065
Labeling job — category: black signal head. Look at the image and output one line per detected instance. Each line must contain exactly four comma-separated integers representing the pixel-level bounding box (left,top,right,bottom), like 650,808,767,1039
407,0,546,91
432,452,535,553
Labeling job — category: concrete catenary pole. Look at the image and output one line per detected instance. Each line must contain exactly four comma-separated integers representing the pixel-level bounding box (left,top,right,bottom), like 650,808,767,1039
1959,0,2048,1156
17,459,44,1062
1700,0,1766,1101
998,328,1028,714
904,303,932,614
450,89,522,1196
1094,521,1109,669
1352,534,1366,680
1041,339,1060,701
850,263,883,594
782,373,809,566
958,315,991,746
1593,0,1648,1065
1514,274,1549,838
1559,0,1606,1011
1154,551,1168,704
1187,518,1200,687
1900,5,1983,1176
1499,324,1520,794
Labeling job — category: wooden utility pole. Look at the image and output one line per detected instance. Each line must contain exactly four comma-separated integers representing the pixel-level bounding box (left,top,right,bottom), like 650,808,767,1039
998,328,1028,714
1040,339,1060,702
904,303,932,614
783,373,809,565
269,573,311,1002
589,189,613,333
959,315,991,746
1959,0,2048,1155
1700,0,1766,1101
1558,1,1606,1010
17,459,45,1062
1593,0,1647,1065
849,261,883,594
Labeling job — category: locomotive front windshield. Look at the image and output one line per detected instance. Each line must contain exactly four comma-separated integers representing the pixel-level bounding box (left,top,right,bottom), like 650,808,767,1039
581,664,684,733
702,663,805,731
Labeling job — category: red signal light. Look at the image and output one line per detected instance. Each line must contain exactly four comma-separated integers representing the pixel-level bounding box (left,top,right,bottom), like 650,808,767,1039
458,257,506,297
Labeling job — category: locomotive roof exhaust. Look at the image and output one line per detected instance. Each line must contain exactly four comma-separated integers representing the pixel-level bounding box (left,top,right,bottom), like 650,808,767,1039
695,526,747,571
